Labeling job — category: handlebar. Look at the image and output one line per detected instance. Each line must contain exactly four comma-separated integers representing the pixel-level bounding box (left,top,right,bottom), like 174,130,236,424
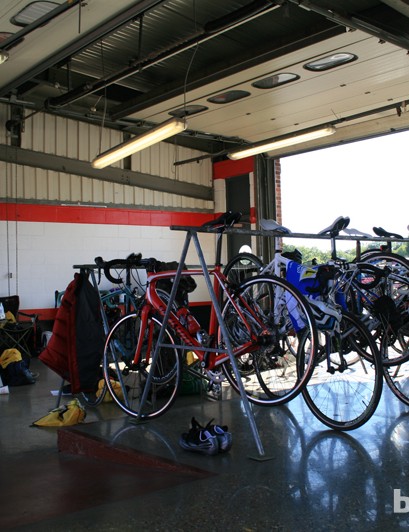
94,253,157,285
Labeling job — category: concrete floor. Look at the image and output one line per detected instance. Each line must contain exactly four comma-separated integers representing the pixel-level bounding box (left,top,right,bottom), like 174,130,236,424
2,356,409,531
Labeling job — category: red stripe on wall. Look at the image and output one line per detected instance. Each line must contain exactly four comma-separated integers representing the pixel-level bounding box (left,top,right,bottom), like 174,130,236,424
0,203,215,227
20,304,211,320
213,157,254,179
18,308,58,322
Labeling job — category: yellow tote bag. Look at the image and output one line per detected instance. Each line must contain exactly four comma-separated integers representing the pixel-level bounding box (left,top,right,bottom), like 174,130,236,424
32,398,86,427
96,379,124,402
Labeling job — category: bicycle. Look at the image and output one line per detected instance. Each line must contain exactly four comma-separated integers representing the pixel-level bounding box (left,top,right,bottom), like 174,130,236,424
101,211,319,419
313,219,409,409
224,216,384,430
224,216,409,366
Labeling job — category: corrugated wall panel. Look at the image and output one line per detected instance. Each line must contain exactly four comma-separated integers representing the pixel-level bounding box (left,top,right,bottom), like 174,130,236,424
0,107,212,209
59,172,71,200
0,106,8,144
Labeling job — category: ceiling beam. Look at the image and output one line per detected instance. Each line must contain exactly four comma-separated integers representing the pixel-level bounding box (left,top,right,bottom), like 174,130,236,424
0,145,213,201
289,0,409,50
46,1,280,111
0,0,165,99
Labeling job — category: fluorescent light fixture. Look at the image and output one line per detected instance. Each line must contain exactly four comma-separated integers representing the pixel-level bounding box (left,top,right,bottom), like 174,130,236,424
228,126,336,160
92,118,186,169
0,50,9,64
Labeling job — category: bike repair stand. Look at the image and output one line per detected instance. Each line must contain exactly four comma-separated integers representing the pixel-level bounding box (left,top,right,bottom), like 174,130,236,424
137,226,272,461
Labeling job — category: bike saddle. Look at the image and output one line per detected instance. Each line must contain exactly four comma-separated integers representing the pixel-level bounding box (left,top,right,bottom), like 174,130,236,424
318,216,350,237
373,226,403,239
259,218,292,234
342,227,372,238
202,211,242,229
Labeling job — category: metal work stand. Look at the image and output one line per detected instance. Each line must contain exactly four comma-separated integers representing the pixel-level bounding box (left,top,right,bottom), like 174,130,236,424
137,226,269,459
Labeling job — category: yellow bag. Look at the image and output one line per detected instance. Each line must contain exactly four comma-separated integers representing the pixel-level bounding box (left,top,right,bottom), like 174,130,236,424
5,311,16,323
32,398,86,427
96,378,124,402
0,348,22,369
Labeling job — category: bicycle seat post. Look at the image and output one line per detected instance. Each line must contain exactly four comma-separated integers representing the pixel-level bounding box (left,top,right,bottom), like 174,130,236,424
355,239,362,261
215,231,223,267
330,234,337,261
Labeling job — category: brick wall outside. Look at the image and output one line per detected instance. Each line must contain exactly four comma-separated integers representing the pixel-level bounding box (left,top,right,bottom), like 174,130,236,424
275,159,282,224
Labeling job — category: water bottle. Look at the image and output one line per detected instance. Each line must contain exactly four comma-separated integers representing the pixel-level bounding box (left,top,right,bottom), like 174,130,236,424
0,303,5,320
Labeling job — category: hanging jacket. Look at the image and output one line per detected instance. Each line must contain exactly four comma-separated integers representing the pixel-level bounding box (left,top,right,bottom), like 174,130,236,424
39,272,104,393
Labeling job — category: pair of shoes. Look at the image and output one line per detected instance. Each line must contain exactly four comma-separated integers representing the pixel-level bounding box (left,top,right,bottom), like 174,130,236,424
179,417,232,455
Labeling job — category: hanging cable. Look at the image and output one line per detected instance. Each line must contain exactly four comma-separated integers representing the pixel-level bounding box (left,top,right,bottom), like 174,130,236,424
97,40,108,156
183,0,198,115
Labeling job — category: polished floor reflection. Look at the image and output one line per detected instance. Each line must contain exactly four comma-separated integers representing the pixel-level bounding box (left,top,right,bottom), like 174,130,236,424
1,357,409,531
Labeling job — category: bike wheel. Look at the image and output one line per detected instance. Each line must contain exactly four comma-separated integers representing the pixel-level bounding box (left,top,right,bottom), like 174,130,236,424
223,252,263,286
302,310,383,430
383,361,409,406
81,295,145,407
220,275,318,406
361,251,409,277
355,257,409,367
103,312,182,419
81,384,106,407
377,312,409,367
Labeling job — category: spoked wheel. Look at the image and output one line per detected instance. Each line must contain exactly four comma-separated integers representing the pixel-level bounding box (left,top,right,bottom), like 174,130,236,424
103,312,182,419
377,313,409,367
354,262,409,367
81,383,106,407
382,314,409,406
383,361,409,406
360,251,409,278
219,275,318,406
223,252,263,287
302,310,383,430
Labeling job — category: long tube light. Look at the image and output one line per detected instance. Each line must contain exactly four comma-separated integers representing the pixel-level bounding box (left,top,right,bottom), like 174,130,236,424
227,126,336,160
91,117,186,169
0,50,9,65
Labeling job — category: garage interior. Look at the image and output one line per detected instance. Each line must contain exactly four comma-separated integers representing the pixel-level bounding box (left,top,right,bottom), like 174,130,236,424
1,1,409,530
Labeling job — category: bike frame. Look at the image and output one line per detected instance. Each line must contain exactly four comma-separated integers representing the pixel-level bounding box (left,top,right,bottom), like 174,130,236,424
132,266,275,371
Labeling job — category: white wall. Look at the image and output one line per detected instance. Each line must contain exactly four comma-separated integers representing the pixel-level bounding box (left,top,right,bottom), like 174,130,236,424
0,219,218,309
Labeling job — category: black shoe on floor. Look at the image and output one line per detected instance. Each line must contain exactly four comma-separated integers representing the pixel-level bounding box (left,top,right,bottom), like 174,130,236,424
179,417,232,455
179,426,219,455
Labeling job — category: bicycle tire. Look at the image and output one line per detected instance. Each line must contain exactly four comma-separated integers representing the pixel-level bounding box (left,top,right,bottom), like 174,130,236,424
354,254,409,367
360,251,409,277
383,361,409,406
220,274,318,406
81,292,144,407
302,310,383,430
223,252,263,286
103,312,182,419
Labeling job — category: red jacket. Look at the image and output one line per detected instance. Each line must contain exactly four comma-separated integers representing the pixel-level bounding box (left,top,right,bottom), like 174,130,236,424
39,273,104,393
